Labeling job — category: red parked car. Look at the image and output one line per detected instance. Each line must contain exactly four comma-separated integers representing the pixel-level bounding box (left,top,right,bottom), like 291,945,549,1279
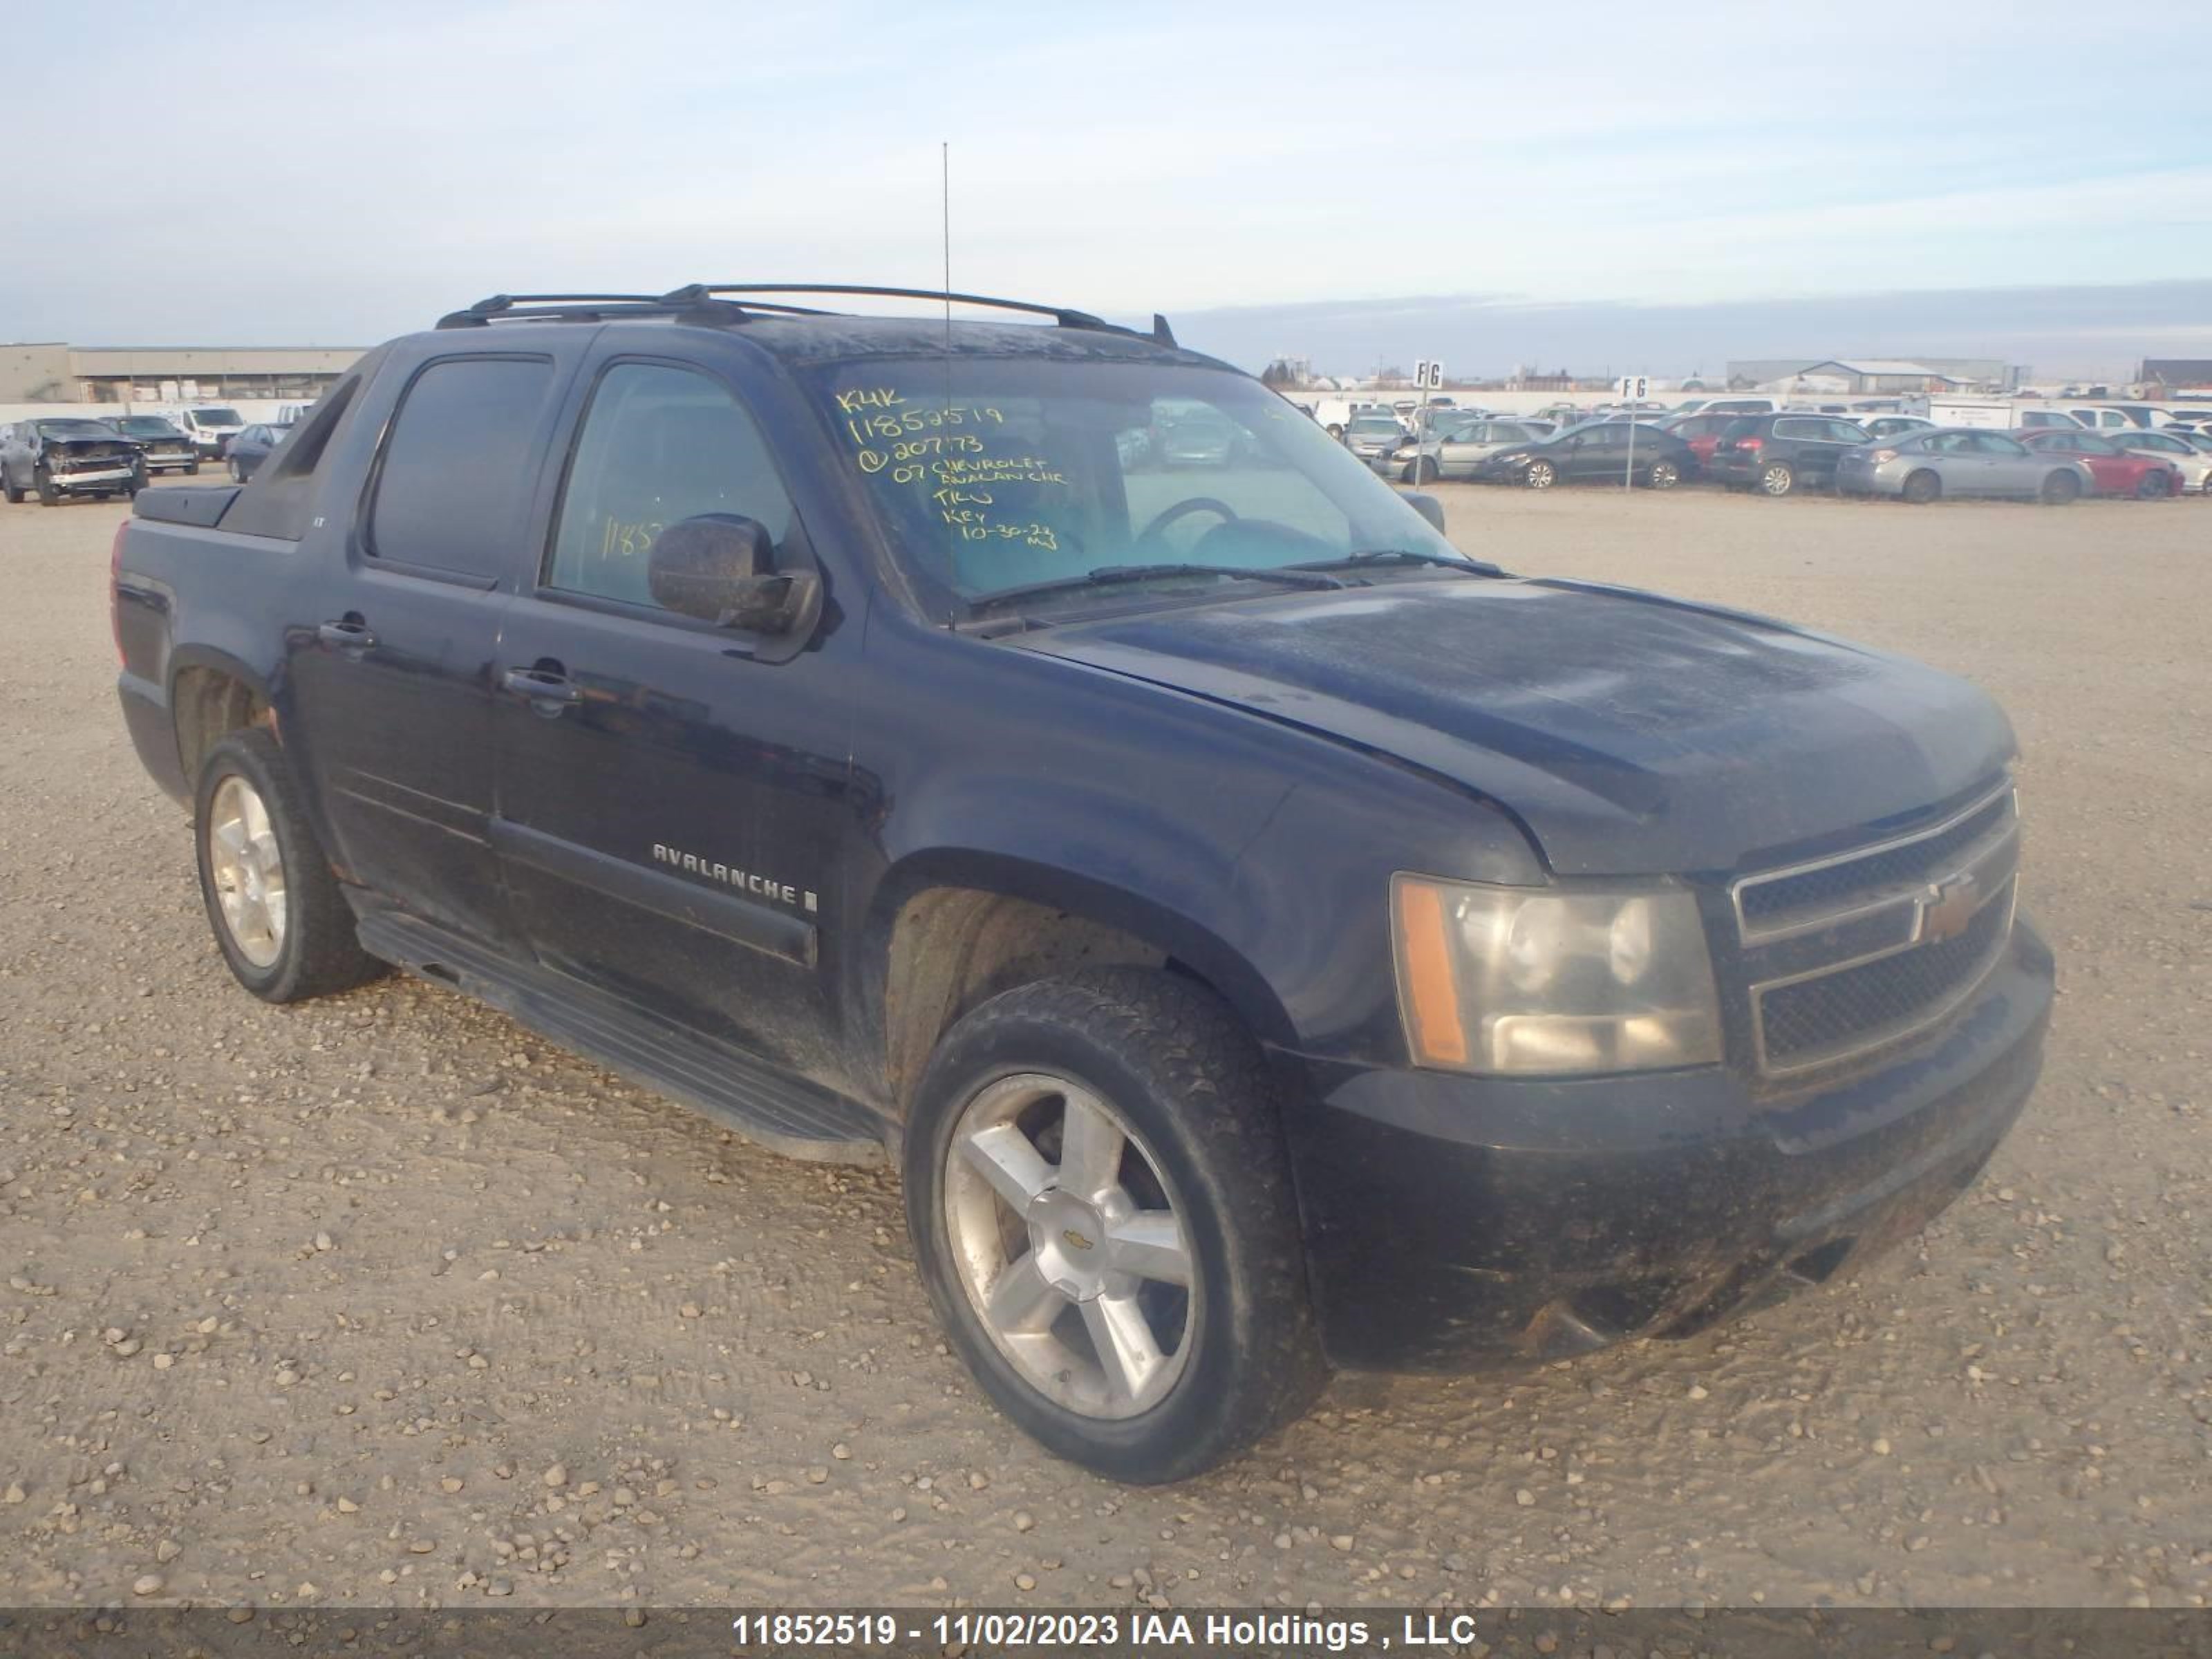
2018,428,2182,498
1660,411,1739,467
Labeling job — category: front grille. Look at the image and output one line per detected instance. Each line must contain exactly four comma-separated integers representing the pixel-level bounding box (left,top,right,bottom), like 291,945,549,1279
1757,879,2014,1071
1727,782,2019,1080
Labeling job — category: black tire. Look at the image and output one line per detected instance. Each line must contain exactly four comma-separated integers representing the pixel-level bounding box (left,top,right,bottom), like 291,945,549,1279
1645,458,1682,489
34,468,61,506
2135,470,2170,500
1902,469,1941,505
1524,458,1557,490
193,729,385,1004
185,461,201,476
1414,456,1441,485
2040,469,2081,505
1757,461,1795,497
903,967,1325,1483
1,469,21,504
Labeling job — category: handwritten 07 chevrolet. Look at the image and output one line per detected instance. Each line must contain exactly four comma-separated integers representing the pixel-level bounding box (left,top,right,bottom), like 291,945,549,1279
111,285,2052,1482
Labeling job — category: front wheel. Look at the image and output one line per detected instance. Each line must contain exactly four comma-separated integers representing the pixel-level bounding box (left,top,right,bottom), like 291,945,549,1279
1414,456,1440,485
904,968,1324,1483
194,729,386,1003
2040,469,2081,505
34,468,61,506
1645,458,1682,489
1524,459,1557,490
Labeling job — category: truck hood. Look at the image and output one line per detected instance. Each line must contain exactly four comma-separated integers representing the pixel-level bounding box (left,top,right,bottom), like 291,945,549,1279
1014,577,2015,876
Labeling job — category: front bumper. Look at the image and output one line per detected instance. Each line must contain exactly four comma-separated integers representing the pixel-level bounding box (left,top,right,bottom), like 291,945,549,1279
48,467,137,492
1278,917,2054,1371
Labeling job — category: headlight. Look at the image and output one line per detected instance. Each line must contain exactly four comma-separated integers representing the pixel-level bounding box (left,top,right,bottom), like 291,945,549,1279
1391,874,1723,1075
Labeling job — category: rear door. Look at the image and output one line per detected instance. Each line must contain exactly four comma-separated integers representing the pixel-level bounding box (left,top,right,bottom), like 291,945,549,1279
282,347,578,949
489,351,855,1074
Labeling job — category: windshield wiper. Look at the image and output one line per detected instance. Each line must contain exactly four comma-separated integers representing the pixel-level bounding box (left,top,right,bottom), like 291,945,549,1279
1291,548,1508,577
968,561,1347,614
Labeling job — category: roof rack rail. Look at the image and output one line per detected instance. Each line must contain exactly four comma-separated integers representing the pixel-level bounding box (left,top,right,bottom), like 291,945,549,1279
434,292,751,330
435,286,1180,347
662,284,1177,346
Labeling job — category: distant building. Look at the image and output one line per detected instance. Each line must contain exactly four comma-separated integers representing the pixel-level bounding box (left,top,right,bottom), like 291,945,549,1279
1726,356,2025,394
2140,359,2212,393
0,341,363,404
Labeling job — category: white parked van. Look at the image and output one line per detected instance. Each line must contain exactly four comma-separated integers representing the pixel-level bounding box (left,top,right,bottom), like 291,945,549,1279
158,404,249,458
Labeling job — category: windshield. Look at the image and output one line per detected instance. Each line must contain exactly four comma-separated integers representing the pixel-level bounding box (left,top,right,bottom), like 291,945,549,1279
191,406,244,424
32,420,118,439
809,359,1464,612
115,417,183,437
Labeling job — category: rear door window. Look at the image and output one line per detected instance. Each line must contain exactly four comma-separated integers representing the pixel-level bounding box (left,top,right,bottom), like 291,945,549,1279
366,356,556,581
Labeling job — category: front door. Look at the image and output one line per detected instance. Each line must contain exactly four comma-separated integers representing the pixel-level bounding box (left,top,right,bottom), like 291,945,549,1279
282,349,574,948
491,357,856,1078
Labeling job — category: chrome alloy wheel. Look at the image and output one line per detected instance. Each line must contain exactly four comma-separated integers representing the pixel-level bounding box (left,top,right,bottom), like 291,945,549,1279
944,1073,1195,1419
205,774,287,968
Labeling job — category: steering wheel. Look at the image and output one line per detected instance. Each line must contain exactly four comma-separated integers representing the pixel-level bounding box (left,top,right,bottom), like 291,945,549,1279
1138,497,1239,545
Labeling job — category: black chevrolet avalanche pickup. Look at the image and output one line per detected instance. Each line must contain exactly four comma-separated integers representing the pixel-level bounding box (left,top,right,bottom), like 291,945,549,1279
111,286,2052,1482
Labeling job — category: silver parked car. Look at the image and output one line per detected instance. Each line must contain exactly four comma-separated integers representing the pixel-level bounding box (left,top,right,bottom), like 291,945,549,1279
1343,413,1408,465
1859,415,1937,442
1836,428,2092,505
2112,429,2212,494
1383,418,1553,483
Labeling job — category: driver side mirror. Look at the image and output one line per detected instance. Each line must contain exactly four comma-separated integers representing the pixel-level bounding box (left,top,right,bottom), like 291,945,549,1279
648,514,820,637
1400,491,1446,534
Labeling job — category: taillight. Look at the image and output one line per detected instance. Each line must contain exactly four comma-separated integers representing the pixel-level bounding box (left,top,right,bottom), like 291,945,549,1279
1736,435,1763,452
110,520,129,668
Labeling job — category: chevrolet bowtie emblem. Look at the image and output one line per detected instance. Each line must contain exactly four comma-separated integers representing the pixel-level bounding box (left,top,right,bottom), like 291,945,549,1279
1921,873,1981,943
1062,1228,1096,1252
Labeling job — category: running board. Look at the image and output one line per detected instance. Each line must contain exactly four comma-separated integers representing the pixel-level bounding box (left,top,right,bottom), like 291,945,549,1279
355,910,887,1165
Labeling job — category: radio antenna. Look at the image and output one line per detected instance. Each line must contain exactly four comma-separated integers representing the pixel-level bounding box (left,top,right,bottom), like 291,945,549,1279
941,141,953,350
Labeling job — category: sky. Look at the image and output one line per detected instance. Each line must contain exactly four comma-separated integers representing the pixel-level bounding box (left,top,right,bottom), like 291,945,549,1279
6,0,2209,379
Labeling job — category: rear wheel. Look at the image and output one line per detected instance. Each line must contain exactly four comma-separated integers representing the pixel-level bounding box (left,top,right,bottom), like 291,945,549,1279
1525,459,1558,490
905,968,1324,1483
1759,461,1795,496
194,729,385,1003
185,461,201,476
1901,469,1941,505
2040,469,2081,505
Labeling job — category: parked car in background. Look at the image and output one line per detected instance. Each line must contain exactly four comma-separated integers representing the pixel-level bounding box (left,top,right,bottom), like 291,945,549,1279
1387,418,1555,482
100,414,200,474
0,418,147,504
1698,397,1779,417
162,405,249,458
1837,429,2090,504
2016,429,2182,498
2016,409,2084,431
2110,429,2212,494
225,424,285,482
1708,414,1871,496
1344,413,1409,466
1469,422,1694,490
1859,415,1937,442
2155,407,2212,432
1659,411,1740,467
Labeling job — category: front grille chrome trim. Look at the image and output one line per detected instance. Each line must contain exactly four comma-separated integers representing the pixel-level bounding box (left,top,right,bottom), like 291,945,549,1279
1750,876,2016,1077
1731,780,2016,944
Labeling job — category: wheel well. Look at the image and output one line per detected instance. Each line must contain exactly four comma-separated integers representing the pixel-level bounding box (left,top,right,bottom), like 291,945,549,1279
883,887,1177,1105
172,668,272,785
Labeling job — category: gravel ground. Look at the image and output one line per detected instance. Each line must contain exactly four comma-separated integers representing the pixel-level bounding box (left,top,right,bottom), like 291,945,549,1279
0,478,2206,1613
